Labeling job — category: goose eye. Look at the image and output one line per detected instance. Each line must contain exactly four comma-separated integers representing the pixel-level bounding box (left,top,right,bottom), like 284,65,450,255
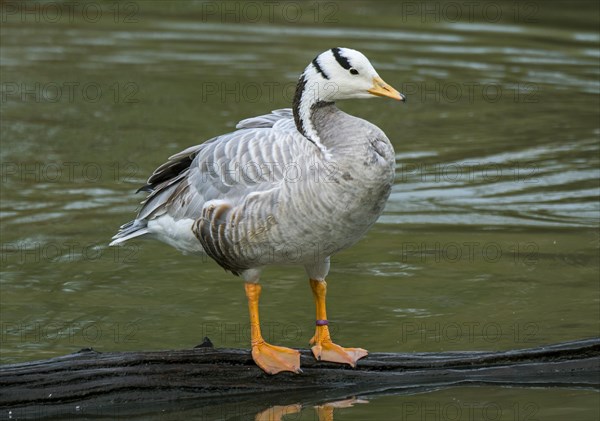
349,68,359,75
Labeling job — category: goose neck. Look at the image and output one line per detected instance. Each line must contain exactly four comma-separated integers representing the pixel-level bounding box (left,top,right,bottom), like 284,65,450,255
292,75,334,155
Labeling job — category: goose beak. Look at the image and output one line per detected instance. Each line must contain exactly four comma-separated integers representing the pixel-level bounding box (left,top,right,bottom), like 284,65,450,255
368,77,406,101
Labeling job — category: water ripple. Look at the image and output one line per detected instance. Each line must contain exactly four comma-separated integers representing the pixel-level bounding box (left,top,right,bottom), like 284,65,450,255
388,142,600,227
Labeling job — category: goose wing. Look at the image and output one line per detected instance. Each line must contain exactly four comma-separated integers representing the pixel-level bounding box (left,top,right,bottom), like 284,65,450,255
138,109,302,221
110,109,310,268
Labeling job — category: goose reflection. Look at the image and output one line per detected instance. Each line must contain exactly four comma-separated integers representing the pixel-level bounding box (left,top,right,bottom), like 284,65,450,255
255,397,368,421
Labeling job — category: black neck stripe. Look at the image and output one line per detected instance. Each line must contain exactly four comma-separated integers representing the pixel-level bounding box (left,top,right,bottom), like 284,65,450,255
331,47,351,70
312,57,330,80
292,74,310,140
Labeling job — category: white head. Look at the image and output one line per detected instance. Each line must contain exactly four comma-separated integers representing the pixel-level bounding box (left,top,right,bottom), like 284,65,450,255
300,47,405,102
292,48,404,157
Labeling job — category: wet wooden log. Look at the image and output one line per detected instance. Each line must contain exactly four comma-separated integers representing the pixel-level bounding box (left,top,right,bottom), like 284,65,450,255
1,338,598,419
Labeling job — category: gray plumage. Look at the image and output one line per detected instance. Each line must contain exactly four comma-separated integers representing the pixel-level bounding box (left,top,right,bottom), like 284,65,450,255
110,48,401,281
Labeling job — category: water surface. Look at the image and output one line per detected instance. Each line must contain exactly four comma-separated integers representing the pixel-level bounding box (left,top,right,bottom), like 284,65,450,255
1,1,598,419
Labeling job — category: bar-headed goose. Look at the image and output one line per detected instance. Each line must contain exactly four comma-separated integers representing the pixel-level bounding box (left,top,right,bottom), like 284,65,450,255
111,47,405,374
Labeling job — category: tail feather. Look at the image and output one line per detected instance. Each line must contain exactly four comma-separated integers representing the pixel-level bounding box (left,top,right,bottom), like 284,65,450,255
109,219,149,246
112,139,203,247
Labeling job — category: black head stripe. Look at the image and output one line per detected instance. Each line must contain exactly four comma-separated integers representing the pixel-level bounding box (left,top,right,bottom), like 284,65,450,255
331,47,352,70
312,57,330,80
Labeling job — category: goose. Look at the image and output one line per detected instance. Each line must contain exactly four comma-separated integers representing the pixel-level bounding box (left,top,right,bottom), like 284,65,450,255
110,47,405,374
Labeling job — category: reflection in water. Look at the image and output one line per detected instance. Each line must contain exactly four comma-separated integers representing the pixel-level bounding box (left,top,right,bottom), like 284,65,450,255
255,398,367,421
255,404,302,421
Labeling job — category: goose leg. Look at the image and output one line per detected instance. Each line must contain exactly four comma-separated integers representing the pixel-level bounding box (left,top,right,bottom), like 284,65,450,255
245,282,301,374
309,279,368,366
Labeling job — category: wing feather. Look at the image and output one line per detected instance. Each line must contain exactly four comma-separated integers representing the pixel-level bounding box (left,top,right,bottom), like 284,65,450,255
111,108,314,270
236,108,293,129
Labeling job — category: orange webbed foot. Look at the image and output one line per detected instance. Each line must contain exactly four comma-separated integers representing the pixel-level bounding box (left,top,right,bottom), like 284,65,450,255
252,341,301,375
309,335,368,367
308,279,368,368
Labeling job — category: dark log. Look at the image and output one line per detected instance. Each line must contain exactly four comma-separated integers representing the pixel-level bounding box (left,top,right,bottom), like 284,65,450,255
1,338,599,420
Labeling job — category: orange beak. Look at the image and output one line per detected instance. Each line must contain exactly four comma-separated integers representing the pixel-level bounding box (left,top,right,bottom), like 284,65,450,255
368,77,405,101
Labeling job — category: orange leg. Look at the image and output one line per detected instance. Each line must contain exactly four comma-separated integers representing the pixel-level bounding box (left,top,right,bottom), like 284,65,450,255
255,404,302,421
309,279,368,367
245,282,301,374
315,398,369,420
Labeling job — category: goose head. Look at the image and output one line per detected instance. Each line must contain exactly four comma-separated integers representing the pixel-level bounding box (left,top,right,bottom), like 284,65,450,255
292,48,404,155
298,47,405,102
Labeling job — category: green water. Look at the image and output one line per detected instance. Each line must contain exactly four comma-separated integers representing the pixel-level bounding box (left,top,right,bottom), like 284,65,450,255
1,0,599,419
